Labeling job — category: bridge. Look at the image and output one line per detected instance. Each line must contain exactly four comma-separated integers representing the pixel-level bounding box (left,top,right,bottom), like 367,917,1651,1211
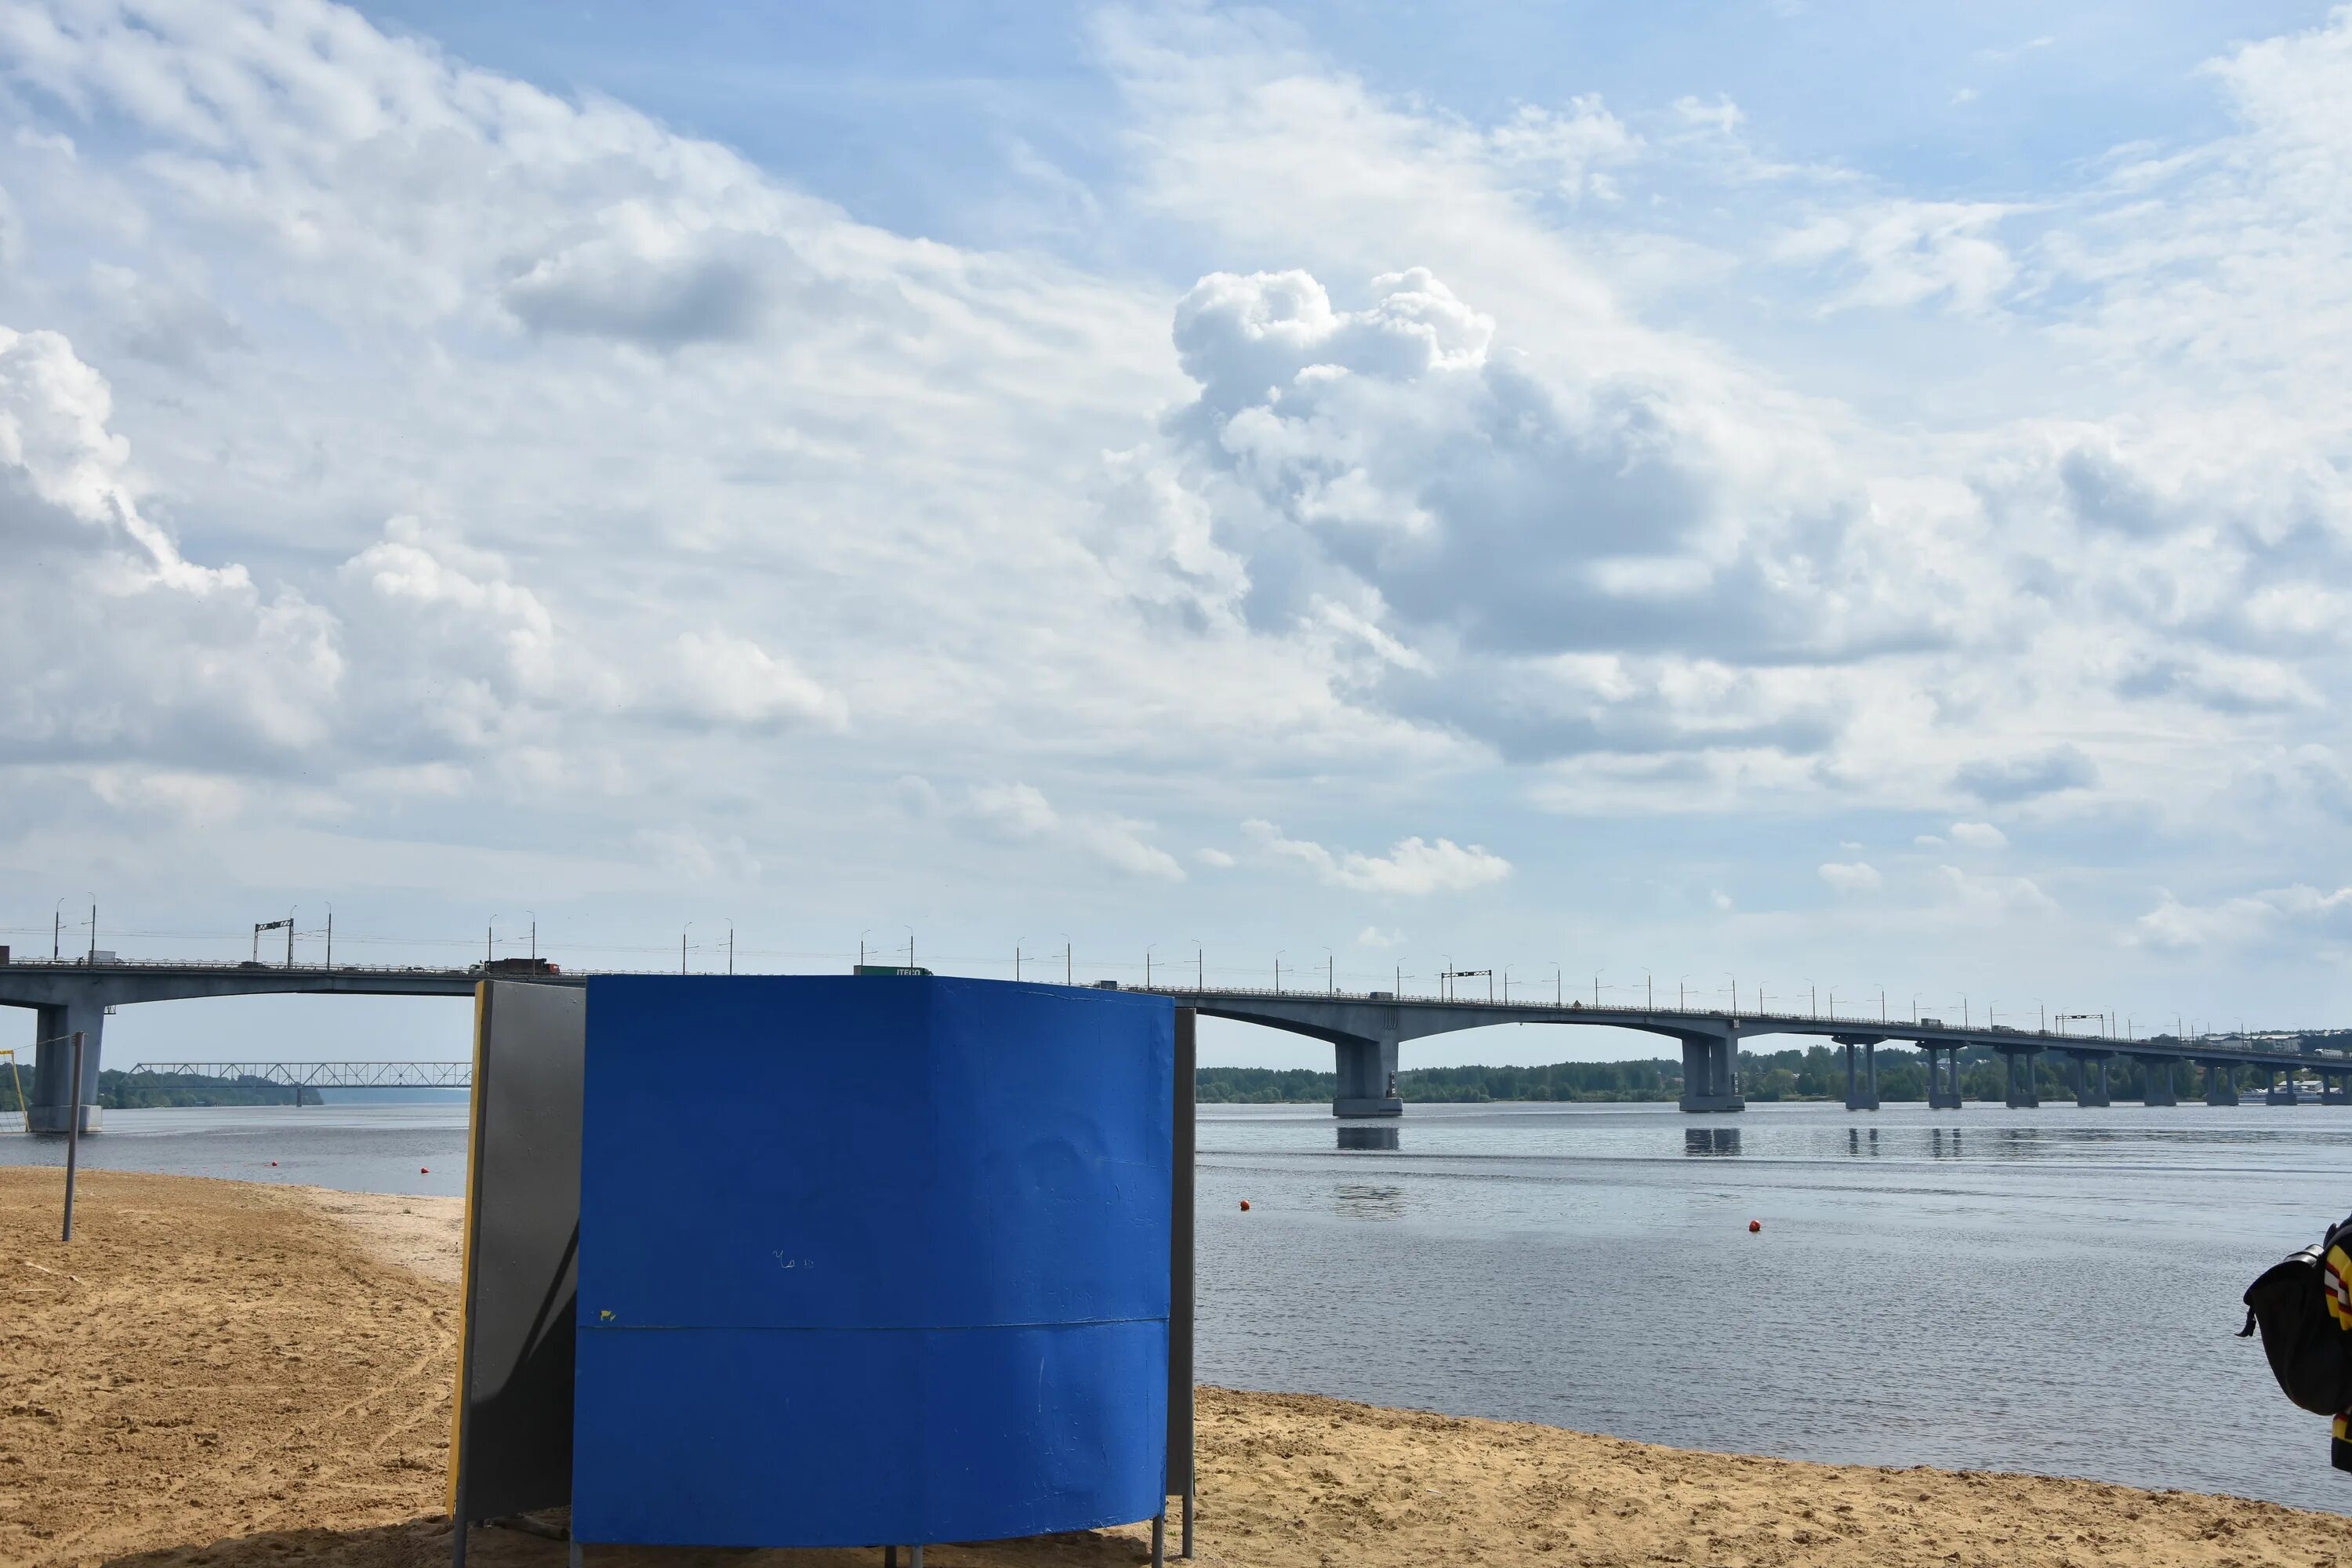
0,957,576,1131
3,958,2344,1131
1132,985,2352,1117
123,1061,474,1104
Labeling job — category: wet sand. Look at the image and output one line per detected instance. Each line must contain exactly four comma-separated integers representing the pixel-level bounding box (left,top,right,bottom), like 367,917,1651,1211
2,1165,2345,1566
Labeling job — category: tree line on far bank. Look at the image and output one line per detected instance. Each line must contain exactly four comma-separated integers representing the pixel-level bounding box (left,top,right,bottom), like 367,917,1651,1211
1200,1039,2345,1105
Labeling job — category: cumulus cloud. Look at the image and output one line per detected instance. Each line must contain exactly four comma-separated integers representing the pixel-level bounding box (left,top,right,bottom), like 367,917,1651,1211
0,325,343,768
1817,860,1882,894
1243,819,1510,895
1948,821,2008,848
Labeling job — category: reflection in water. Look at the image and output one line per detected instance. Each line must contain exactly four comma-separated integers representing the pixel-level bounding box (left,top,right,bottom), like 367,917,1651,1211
1338,1125,1401,1152
1684,1127,1742,1156
1846,1127,1882,1156
1332,1182,1409,1221
1930,1127,1964,1160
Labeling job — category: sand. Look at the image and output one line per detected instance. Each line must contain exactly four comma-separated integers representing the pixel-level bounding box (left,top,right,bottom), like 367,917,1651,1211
2,1166,2347,1568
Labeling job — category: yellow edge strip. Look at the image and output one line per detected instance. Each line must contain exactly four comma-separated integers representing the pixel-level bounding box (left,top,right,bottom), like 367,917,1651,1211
446,982,489,1515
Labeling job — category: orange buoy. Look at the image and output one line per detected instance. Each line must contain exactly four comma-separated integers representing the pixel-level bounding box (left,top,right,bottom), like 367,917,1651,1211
1239,1200,1251,1212
1748,1219,1761,1233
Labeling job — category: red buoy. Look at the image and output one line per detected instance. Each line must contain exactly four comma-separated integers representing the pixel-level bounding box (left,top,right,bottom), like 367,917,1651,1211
1239,1200,1251,1212
1748,1219,1761,1233
269,1160,278,1167
421,1167,430,1174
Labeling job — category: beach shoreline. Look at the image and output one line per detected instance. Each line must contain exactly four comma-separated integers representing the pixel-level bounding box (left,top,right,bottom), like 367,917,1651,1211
2,1167,2343,1566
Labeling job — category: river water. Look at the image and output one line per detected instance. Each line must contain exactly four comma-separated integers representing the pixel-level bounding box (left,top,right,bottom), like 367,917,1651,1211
5,1098,2346,1511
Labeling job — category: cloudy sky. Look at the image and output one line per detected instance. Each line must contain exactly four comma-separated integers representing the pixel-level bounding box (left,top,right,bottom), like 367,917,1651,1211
6,0,2352,1065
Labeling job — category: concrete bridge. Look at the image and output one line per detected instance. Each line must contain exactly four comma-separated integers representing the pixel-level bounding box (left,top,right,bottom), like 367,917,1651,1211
1135,985,2352,1117
4,957,2343,1130
0,958,577,1131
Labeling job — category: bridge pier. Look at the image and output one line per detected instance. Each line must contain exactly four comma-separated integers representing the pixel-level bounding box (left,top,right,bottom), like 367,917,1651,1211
2138,1057,2177,1106
2067,1051,2111,1108
2267,1069,2299,1106
1678,1032,1744,1113
2325,1073,2350,1107
1840,1040,1879,1111
2201,1060,2239,1106
1923,1044,1963,1110
1332,1033,1402,1119
2001,1049,2040,1108
28,1000,104,1134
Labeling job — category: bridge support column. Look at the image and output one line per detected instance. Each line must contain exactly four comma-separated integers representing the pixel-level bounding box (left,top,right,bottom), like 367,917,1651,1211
2002,1050,2040,1109
2067,1051,2111,1108
1679,1033,1744,1113
2325,1073,2350,1107
2267,1069,2299,1106
29,1000,104,1134
2202,1061,2238,1106
1838,1036,1882,1110
1842,1041,1879,1112
2139,1058,2177,1107
1332,1033,1402,1119
1925,1045,1963,1110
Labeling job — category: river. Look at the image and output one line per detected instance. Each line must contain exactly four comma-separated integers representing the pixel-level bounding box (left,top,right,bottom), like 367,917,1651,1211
4,1098,2343,1510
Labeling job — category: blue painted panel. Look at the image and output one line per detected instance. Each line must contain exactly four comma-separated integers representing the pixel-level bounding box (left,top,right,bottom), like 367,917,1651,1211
572,976,1173,1547
575,1321,1167,1546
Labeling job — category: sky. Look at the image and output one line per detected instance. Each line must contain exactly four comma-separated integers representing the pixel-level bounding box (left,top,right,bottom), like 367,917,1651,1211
6,1,2352,1069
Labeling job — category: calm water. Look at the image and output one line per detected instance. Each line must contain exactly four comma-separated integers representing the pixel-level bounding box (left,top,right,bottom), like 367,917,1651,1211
7,1098,2348,1510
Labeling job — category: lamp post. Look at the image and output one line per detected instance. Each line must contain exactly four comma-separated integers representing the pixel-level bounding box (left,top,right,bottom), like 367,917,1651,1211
1325,948,1334,995
1192,940,1203,993
285,906,298,969
523,909,536,963
728,919,735,975
1061,935,1072,985
682,922,692,975
1145,944,1156,988
1273,951,1284,993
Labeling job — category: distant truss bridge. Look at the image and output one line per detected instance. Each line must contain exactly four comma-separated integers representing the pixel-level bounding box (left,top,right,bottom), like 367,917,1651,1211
124,1061,471,1091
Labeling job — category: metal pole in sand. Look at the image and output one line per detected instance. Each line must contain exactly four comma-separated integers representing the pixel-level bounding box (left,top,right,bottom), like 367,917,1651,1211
61,1032,83,1242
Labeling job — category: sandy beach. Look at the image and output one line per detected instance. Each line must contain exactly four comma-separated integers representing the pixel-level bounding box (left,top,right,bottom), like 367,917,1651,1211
3,1164,2346,1567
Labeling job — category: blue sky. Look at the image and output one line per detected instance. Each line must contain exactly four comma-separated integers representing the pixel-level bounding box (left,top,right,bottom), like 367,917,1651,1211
6,1,2352,1069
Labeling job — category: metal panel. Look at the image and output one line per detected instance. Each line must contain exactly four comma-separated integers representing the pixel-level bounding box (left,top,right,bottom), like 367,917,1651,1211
572,975,1173,1548
448,980,584,1530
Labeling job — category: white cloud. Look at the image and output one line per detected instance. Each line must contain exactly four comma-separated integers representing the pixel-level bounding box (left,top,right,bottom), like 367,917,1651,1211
1243,819,1510,895
1948,821,2008,848
1192,847,1236,868
1355,925,1405,948
1817,861,1882,894
2129,884,2352,952
960,783,1182,882
1773,200,2020,312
